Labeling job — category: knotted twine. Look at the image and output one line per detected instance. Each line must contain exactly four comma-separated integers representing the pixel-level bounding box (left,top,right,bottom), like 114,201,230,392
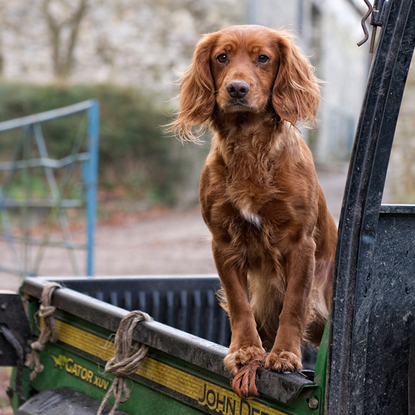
97,310,153,415
25,282,62,380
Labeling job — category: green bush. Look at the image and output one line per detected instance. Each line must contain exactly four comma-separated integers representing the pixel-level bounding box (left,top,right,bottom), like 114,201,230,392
0,83,207,206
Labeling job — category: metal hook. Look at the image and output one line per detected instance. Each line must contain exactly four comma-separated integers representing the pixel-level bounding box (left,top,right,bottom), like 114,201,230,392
357,0,373,47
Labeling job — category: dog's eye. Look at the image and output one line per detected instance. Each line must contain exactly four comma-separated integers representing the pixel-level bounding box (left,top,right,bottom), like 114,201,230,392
217,53,228,63
258,55,270,63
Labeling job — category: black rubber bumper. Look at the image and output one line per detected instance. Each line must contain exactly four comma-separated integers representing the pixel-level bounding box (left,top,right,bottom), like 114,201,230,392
15,387,128,415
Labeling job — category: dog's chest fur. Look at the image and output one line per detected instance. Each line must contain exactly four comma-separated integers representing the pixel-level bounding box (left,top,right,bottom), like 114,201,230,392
225,152,272,229
201,121,312,261
217,129,282,229
206,135,288,281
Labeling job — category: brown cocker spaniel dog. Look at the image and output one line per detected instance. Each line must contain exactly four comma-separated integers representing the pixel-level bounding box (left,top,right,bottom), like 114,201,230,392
170,25,337,399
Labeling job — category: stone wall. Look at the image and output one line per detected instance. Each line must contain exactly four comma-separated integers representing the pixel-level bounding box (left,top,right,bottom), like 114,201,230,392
0,0,370,162
0,0,243,96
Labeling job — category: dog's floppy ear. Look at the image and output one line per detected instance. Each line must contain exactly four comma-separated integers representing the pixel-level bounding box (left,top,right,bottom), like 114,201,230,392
272,33,321,127
170,33,218,142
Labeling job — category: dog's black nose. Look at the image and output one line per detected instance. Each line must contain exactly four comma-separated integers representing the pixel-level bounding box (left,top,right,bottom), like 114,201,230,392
226,80,250,98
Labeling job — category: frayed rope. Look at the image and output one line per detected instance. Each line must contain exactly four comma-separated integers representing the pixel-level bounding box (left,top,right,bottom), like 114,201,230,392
97,310,153,415
25,282,62,381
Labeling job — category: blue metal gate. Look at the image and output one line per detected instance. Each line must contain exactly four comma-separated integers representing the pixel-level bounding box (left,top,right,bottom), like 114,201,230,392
0,100,99,278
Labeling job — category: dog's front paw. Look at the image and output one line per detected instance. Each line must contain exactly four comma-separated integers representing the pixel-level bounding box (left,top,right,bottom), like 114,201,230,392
264,351,303,372
224,346,265,376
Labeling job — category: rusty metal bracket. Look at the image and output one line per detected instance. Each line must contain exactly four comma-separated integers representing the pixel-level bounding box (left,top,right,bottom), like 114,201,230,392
357,0,374,47
357,0,390,53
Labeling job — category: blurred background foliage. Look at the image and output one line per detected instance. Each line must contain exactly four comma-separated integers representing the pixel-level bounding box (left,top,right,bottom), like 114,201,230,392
0,83,209,208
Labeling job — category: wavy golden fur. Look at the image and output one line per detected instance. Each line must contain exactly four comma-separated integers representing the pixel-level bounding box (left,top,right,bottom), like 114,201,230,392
171,25,337,399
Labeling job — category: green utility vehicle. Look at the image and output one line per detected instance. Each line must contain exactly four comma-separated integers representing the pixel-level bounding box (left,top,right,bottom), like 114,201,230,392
2,0,415,413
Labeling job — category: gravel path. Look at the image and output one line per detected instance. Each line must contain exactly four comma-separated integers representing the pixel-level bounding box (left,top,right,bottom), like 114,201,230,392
0,166,348,292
